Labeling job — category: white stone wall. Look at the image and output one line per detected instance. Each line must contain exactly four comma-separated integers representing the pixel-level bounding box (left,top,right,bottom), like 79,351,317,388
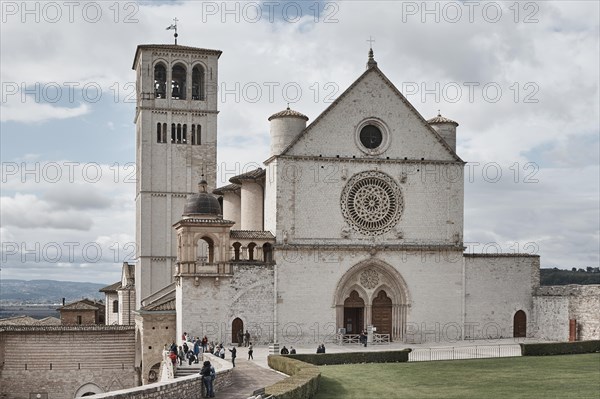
535,285,600,340
275,249,464,344
105,292,119,325
270,117,307,156
240,182,264,231
464,255,540,339
176,263,275,345
222,191,241,228
533,295,569,341
118,289,136,325
286,70,456,162
270,157,463,246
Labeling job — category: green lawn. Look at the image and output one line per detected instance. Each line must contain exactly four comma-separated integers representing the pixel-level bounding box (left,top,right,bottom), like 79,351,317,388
315,354,600,399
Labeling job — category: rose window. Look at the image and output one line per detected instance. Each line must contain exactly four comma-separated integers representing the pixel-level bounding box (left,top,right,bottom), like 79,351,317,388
360,269,380,289
341,171,403,235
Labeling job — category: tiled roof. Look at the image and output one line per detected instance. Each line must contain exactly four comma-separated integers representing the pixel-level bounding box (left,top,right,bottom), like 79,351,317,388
268,106,309,121
0,316,38,326
0,315,61,326
427,113,459,126
141,286,176,312
230,230,275,240
37,317,61,325
229,168,265,184
213,183,241,195
99,281,121,292
58,299,103,311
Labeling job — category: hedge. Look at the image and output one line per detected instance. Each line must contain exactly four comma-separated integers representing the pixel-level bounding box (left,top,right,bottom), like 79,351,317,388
282,349,411,366
520,340,600,356
264,349,411,398
265,356,321,399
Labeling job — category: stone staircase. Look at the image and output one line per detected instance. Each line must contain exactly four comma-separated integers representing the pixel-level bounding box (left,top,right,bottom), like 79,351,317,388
174,363,202,378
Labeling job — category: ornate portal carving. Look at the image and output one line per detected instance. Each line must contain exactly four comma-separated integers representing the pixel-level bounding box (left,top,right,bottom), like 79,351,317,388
360,269,380,289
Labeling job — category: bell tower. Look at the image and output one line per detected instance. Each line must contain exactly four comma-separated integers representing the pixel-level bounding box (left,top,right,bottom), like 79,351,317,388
132,44,222,307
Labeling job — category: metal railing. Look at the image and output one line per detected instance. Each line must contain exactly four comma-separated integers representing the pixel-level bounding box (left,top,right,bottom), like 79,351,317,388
335,333,390,345
408,344,521,362
373,333,390,344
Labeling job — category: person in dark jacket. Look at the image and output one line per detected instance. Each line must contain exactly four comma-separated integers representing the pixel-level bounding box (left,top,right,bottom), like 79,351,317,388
280,346,289,355
229,346,237,367
200,360,216,398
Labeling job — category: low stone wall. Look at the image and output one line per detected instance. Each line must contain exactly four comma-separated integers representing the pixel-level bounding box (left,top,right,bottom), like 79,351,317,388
90,354,233,399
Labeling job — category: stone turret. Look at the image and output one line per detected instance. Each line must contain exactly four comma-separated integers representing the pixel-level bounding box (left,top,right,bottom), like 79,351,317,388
427,112,459,152
268,106,309,156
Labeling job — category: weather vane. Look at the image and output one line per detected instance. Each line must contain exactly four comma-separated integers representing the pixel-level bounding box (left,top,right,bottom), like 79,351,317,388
166,18,179,45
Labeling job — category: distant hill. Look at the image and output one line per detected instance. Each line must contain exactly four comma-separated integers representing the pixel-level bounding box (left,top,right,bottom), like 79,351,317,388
0,279,106,304
540,268,600,286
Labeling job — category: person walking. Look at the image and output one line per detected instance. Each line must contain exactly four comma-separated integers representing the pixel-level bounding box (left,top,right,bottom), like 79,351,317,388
200,360,216,398
248,343,254,360
244,330,250,347
229,346,237,367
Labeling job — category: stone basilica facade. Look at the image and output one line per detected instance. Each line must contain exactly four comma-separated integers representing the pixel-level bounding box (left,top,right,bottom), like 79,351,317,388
103,43,596,384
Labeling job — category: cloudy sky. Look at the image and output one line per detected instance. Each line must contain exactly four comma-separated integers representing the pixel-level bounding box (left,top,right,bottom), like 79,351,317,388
1,0,598,284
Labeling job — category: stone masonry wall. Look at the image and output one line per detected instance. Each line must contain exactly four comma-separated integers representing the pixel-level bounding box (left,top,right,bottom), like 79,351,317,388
533,295,569,341
536,285,600,340
176,263,275,347
464,254,540,339
0,326,137,399
89,354,233,399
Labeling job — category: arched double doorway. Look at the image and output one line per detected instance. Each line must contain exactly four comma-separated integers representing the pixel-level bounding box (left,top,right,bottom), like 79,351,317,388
334,259,410,341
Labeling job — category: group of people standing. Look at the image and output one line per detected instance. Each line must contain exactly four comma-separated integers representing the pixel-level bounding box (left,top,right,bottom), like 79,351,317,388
236,330,252,347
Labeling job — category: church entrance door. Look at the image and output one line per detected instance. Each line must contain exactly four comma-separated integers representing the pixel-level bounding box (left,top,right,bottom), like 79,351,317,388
232,317,244,344
343,290,364,334
372,290,392,336
513,310,526,337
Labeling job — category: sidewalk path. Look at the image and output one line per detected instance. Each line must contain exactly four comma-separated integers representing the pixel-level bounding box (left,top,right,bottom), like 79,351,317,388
217,357,285,399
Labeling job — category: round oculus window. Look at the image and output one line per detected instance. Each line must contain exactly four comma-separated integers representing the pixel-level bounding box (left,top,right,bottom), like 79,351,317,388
359,125,383,149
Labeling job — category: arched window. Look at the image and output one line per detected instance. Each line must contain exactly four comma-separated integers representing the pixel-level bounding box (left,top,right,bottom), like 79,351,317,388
182,124,187,144
176,123,182,143
171,123,176,143
192,65,205,100
191,125,201,146
171,64,186,100
112,300,119,313
247,243,257,261
156,123,161,143
162,123,167,142
197,237,214,263
232,242,241,261
154,63,166,98
263,243,273,262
